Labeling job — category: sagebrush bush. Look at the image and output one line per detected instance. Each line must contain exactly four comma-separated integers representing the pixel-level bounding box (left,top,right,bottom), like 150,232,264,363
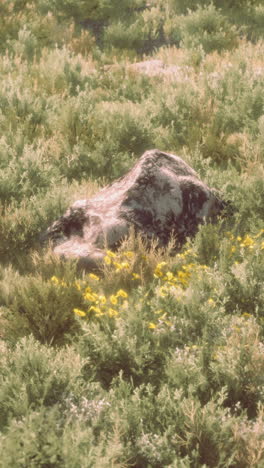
1,1,264,466
178,4,238,54
1,272,82,345
0,336,84,428
165,0,210,14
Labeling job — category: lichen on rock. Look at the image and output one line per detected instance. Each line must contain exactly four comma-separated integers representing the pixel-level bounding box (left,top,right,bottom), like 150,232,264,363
41,149,227,270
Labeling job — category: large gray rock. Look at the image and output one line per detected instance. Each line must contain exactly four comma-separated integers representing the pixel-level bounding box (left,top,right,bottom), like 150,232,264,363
42,149,226,270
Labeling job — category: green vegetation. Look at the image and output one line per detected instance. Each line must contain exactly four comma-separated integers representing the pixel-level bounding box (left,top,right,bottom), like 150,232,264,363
1,1,264,466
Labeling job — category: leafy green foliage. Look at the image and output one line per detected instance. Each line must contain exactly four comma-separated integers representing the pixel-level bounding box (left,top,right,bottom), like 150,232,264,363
1,1,264,466
1,271,82,345
178,4,238,54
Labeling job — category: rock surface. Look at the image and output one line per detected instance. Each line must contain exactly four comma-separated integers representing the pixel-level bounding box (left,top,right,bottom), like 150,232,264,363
42,149,226,270
128,60,187,79
104,60,190,82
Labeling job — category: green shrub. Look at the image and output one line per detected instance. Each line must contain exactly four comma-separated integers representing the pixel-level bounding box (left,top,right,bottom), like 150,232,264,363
38,0,100,22
149,80,203,149
0,407,66,467
214,0,261,8
103,19,147,52
0,336,83,429
77,303,168,389
165,0,260,15
54,95,153,180
0,153,57,206
245,4,264,41
38,0,145,23
84,66,153,103
210,317,264,418
224,255,264,317
179,4,238,54
165,0,210,15
104,7,165,53
0,79,50,141
0,1,264,465
192,223,222,266
199,62,264,163
0,183,72,262
163,15,183,46
1,269,82,345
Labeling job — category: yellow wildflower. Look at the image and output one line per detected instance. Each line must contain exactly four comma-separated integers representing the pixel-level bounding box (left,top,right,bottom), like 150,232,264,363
158,286,169,297
181,248,191,256
177,253,185,259
165,320,173,327
254,229,264,238
158,313,168,321
242,312,252,319
148,322,157,329
165,271,175,282
207,298,216,306
74,280,82,291
108,308,119,317
240,235,254,248
106,250,116,258
110,295,118,305
113,261,130,271
177,271,189,286
51,276,66,287
116,289,128,299
154,262,168,278
123,251,134,258
156,261,167,269
132,273,140,280
88,306,102,315
88,273,100,281
51,276,59,285
261,241,264,250
98,295,107,305
154,309,165,315
104,256,112,265
84,291,98,302
183,263,196,270
154,270,163,278
73,308,86,317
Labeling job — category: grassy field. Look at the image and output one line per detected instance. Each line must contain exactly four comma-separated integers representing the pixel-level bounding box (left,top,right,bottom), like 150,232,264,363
1,1,264,466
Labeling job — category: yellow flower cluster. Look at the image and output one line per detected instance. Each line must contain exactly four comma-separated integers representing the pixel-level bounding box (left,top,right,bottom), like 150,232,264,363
104,250,134,272
227,229,264,256
52,229,264,329
149,254,210,330
50,276,67,287
74,286,128,319
154,261,208,290
103,249,142,281
51,273,128,320
175,248,196,260
148,309,174,330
